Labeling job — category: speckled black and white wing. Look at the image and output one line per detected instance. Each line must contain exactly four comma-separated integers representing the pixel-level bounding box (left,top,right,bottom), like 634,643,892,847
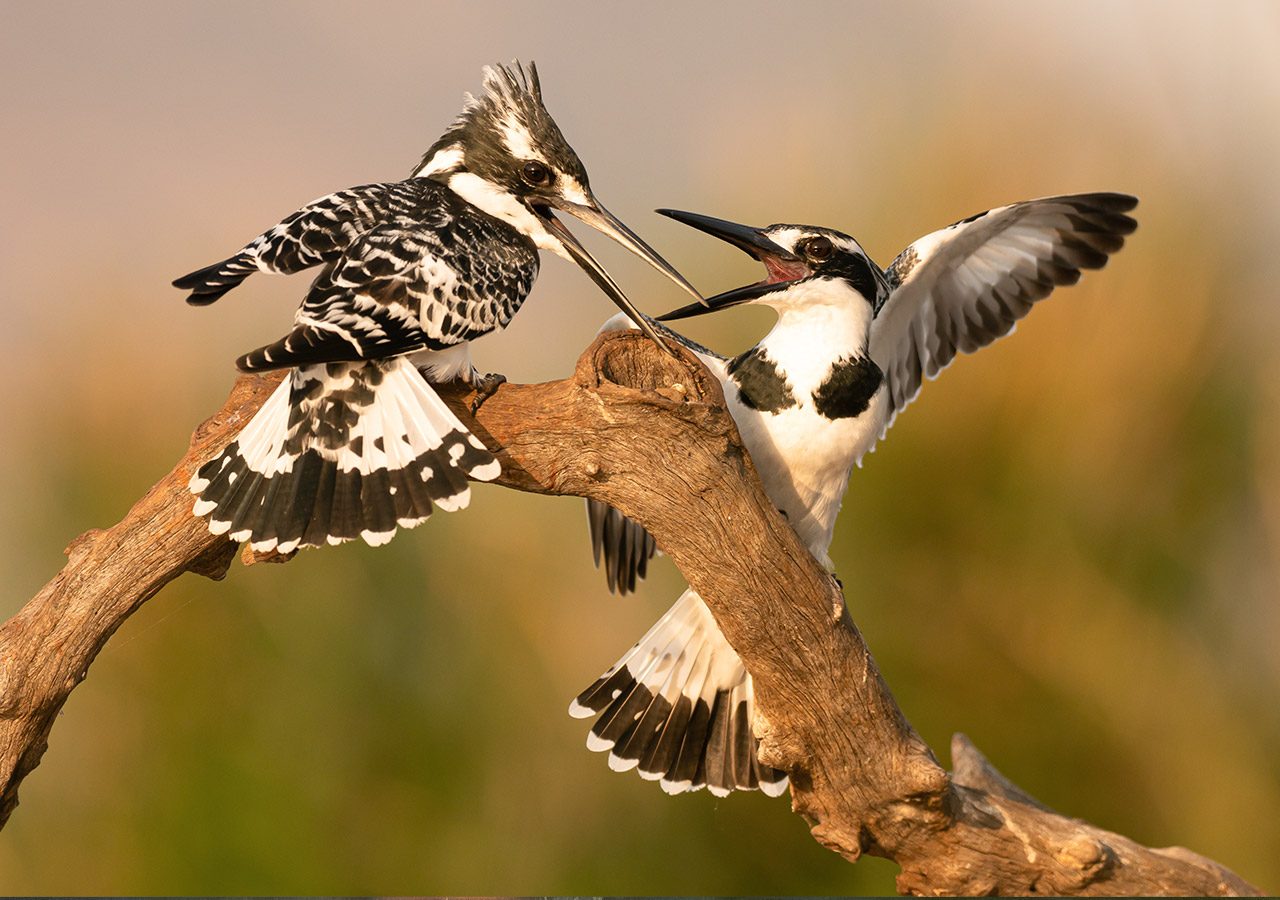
871,192,1138,434
234,188,539,371
570,588,787,797
583,314,725,594
174,180,448,306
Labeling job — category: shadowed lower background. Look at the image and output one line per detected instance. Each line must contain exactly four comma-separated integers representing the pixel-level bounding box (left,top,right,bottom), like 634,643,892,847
2,1,1278,894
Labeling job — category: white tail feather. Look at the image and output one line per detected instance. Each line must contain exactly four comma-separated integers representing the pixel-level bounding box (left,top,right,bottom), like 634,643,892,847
189,357,499,551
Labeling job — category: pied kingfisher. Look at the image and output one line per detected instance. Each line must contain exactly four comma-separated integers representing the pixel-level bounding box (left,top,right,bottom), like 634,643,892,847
572,193,1138,797
176,61,700,554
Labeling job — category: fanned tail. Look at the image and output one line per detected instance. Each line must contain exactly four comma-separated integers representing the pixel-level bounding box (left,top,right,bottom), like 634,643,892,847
189,358,499,551
570,589,788,797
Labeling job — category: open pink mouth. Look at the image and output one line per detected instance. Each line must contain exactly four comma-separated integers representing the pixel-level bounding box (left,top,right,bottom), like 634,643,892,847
761,254,810,285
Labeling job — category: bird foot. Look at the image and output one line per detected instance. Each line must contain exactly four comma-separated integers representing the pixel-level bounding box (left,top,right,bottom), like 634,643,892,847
469,371,507,414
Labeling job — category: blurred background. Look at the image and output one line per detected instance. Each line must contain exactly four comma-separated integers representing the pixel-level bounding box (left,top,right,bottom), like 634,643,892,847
2,1,1278,894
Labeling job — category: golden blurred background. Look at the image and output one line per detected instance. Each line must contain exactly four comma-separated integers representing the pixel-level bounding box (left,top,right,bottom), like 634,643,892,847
2,1,1278,894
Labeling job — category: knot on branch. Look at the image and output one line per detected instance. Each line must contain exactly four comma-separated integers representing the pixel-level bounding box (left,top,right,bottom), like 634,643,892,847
584,331,725,413
753,708,804,772
1052,834,1116,887
63,529,103,564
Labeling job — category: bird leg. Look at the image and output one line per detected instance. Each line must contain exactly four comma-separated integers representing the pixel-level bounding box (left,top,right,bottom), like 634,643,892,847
414,352,506,415
468,370,507,414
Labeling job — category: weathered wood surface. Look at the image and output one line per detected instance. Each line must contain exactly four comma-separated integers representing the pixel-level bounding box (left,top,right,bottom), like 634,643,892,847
0,332,1260,895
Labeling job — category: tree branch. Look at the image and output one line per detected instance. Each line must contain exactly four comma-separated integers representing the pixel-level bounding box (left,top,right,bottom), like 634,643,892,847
0,333,1261,895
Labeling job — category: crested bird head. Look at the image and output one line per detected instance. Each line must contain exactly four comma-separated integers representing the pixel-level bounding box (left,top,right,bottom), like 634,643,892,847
415,62,702,350
654,210,889,322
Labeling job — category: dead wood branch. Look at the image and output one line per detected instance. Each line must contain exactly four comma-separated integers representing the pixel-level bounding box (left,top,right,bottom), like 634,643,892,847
0,332,1261,895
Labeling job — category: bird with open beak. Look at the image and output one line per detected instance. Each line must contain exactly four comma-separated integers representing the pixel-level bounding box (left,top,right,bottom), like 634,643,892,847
575,193,1138,797
175,61,702,553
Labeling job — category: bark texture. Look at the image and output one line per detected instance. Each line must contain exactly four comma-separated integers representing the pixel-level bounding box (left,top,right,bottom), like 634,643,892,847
0,332,1262,896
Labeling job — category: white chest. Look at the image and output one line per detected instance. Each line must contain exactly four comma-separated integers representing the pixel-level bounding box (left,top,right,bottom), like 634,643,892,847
731,384,887,560
700,292,884,562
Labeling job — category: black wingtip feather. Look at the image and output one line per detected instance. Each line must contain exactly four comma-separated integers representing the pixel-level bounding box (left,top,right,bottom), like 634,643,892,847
171,269,211,290
399,463,437,524
183,285,237,306
617,520,635,593
174,253,258,305
594,679,656,749
605,521,623,594
1086,191,1139,212
732,699,755,790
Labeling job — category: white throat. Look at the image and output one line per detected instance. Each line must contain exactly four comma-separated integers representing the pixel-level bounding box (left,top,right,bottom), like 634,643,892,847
446,171,571,259
757,279,874,395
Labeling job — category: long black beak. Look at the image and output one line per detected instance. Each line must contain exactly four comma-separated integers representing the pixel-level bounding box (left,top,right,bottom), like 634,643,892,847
658,209,795,261
543,197,705,356
655,209,800,322
560,199,705,304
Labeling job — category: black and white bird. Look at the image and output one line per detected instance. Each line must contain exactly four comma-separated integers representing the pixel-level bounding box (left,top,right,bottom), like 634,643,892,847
175,62,701,553
571,192,1138,796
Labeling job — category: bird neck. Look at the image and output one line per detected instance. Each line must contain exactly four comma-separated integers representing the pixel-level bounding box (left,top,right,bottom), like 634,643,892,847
414,141,465,180
757,284,873,398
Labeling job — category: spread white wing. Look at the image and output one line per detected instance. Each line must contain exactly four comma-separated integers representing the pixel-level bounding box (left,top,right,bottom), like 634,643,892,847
871,192,1138,431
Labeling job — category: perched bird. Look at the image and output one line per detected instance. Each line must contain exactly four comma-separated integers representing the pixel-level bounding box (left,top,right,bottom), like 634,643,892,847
176,61,700,553
572,193,1139,796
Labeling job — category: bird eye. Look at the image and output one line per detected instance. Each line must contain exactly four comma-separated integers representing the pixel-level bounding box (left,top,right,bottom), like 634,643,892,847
521,161,552,187
800,236,834,262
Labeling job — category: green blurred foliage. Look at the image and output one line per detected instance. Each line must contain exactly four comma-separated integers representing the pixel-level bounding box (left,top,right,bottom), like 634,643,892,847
2,1,1278,895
